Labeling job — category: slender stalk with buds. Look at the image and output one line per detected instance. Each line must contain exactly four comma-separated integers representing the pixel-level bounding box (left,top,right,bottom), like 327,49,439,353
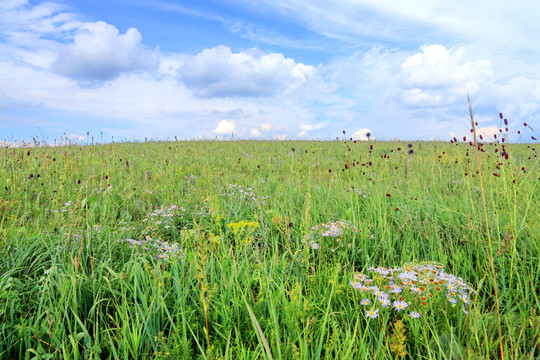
468,95,504,360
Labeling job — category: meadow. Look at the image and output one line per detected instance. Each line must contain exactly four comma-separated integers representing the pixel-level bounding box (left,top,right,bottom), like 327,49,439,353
0,129,538,359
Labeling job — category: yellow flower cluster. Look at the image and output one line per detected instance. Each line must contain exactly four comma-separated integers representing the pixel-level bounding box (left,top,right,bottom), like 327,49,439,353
227,220,259,234
227,220,259,246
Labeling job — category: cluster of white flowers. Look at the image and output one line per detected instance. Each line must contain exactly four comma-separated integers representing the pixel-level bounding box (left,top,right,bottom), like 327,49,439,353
123,236,183,260
351,263,476,319
143,205,185,226
222,184,267,207
302,220,359,251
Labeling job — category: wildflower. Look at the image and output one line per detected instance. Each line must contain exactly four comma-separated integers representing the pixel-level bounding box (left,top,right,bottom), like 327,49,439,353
448,297,457,305
354,273,368,281
366,309,379,319
458,293,470,305
373,289,389,298
360,299,371,306
393,300,408,311
312,243,319,250
409,311,421,319
398,271,417,281
379,297,392,307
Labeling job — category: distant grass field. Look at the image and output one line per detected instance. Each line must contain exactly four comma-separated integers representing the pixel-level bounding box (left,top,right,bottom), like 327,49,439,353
0,136,538,359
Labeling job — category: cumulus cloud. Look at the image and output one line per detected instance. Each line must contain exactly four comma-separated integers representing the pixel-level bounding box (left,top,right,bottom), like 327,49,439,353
67,133,86,141
250,128,262,137
298,122,327,137
179,45,319,97
397,45,492,106
352,128,375,141
215,120,235,135
53,21,159,84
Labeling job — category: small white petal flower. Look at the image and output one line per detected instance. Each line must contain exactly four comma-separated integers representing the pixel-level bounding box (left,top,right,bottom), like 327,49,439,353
365,309,379,319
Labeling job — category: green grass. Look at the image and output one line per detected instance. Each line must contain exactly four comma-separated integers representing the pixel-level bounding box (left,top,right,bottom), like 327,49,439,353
0,138,538,359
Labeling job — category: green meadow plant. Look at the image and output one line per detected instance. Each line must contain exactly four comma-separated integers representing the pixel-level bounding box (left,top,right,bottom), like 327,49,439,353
0,117,538,359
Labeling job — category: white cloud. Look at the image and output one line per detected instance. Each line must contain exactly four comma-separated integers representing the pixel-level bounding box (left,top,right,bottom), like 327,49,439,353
397,45,492,106
251,1,540,55
260,123,273,130
215,120,236,135
179,45,322,97
352,128,375,141
0,1,81,50
250,128,263,137
67,133,86,141
53,21,159,84
0,0,27,11
487,77,540,118
298,121,327,136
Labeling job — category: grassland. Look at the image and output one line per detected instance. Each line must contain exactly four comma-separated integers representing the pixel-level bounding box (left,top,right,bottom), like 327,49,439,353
0,136,538,359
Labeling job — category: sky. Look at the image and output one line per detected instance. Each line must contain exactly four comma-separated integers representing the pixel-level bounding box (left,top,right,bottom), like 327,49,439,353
1,0,539,143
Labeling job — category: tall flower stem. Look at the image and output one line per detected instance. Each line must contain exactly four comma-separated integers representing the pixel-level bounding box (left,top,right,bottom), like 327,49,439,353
468,95,504,360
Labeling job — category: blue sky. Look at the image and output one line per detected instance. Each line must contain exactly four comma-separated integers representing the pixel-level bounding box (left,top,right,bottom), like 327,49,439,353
1,0,539,144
